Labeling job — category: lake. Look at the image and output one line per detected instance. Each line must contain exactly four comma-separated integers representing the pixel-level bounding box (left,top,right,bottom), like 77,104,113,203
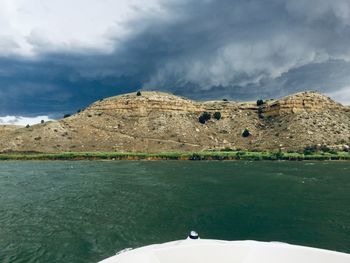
0,161,349,262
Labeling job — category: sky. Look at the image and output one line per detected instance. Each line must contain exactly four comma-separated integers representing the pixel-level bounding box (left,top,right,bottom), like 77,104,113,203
1,0,350,124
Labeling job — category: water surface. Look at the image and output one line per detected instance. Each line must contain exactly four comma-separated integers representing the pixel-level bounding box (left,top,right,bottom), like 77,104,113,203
0,161,349,262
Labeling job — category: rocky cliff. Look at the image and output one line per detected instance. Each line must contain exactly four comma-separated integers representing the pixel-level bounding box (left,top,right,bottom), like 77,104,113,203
0,91,349,153
261,91,344,117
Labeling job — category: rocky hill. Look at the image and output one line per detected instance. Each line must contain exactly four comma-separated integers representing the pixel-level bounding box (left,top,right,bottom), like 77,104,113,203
0,91,349,153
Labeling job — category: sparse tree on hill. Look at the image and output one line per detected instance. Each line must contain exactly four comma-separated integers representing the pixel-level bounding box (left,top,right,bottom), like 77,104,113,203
198,115,206,124
213,112,221,120
198,112,211,124
242,129,251,137
256,99,264,106
136,91,142,96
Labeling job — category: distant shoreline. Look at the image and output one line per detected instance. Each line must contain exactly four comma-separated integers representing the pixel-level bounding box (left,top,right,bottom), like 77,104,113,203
0,151,350,161
1,91,350,155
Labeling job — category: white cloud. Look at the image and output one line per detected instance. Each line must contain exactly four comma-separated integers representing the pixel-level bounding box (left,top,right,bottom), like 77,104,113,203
327,86,350,105
0,115,53,126
0,0,162,56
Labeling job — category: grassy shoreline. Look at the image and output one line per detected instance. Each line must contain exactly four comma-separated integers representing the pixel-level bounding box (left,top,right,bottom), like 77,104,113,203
0,151,350,161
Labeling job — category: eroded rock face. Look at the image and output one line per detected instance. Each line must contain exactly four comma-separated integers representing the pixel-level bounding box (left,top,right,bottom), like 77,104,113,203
0,91,349,153
87,92,241,118
261,91,344,117
88,92,204,117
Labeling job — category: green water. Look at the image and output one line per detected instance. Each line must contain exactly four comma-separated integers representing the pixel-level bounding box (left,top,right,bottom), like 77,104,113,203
0,161,349,262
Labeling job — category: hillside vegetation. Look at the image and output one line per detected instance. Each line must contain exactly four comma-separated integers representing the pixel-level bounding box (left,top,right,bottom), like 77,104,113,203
0,91,349,154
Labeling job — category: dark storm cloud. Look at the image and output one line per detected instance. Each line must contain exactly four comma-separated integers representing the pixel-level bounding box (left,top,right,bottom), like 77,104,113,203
136,0,350,99
2,0,350,116
0,54,145,115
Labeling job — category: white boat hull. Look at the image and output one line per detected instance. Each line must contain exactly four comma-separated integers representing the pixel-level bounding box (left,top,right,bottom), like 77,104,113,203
99,239,350,263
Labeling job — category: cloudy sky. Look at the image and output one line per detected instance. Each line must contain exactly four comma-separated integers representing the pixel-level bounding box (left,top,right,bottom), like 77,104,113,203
1,0,350,123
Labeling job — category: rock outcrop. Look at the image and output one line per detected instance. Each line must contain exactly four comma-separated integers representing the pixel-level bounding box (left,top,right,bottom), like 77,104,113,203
0,91,349,153
261,91,346,117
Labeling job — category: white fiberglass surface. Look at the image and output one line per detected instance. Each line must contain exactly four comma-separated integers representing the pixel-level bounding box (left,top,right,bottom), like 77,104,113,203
99,240,350,263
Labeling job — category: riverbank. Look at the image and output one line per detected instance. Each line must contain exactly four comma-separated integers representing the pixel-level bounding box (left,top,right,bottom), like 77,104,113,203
0,151,350,161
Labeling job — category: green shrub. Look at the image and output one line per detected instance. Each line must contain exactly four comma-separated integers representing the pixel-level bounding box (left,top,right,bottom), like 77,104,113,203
40,120,45,124
273,151,284,159
242,129,251,137
63,114,71,118
329,149,338,154
26,124,30,128
198,112,211,124
190,153,203,160
303,145,317,155
235,151,246,159
256,99,264,106
136,91,142,96
320,144,331,152
213,112,221,120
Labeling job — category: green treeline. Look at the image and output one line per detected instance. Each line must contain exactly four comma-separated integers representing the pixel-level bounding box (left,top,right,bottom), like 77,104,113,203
0,151,349,161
